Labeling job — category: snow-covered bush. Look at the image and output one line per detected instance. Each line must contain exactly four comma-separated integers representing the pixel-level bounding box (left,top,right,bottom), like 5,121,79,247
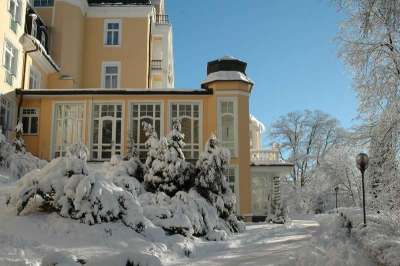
0,127,46,179
195,135,244,233
8,144,148,233
139,189,234,239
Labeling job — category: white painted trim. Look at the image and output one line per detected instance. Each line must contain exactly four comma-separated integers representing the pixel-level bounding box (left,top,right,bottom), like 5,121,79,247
217,96,238,158
214,90,250,96
127,100,164,146
21,107,40,136
50,101,87,159
90,101,125,161
101,61,121,88
103,18,122,47
87,6,154,18
167,100,203,158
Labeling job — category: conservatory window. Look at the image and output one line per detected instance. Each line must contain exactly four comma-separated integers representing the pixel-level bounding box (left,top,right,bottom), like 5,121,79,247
9,0,21,33
129,103,162,159
53,103,84,157
104,19,121,46
3,40,18,85
29,66,41,89
102,62,120,88
170,102,201,160
21,108,39,135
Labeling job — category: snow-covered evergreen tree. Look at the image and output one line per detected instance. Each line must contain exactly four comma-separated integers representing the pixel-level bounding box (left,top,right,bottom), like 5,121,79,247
143,122,166,193
13,122,25,153
144,120,194,196
195,134,244,233
123,136,145,182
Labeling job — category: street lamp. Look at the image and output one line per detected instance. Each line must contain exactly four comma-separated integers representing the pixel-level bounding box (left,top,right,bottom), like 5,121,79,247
334,186,339,212
356,153,369,226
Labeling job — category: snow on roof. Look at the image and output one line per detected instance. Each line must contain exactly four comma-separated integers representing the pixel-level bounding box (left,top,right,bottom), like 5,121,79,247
250,114,266,132
220,55,238,60
202,71,253,85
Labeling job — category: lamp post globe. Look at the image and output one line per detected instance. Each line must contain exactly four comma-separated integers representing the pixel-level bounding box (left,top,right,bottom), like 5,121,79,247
334,186,339,212
356,153,369,173
356,153,369,226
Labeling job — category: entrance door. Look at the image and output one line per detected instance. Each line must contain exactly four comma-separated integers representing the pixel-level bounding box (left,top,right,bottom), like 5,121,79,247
92,104,122,160
54,103,84,158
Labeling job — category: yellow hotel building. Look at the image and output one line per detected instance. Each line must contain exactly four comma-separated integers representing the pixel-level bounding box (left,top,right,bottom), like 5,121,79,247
0,0,292,220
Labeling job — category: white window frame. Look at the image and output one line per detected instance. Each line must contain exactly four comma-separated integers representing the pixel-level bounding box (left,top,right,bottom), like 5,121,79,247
169,101,202,160
90,101,124,161
8,0,22,33
29,65,41,89
128,101,163,159
226,165,240,213
3,40,18,85
51,102,86,158
217,97,238,157
21,108,39,135
104,19,122,46
101,61,120,88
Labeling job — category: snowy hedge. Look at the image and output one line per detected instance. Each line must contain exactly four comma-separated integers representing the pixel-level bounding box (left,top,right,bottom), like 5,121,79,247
8,121,244,240
0,125,46,179
339,208,400,266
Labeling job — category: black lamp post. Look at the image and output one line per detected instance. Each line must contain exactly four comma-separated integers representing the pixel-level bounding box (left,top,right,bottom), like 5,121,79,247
356,153,369,226
334,186,339,212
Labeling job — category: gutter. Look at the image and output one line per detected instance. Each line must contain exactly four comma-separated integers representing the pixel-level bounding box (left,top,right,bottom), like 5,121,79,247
17,43,39,120
16,88,214,96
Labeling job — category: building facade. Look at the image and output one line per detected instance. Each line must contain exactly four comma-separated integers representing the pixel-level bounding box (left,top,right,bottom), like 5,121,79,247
1,0,291,220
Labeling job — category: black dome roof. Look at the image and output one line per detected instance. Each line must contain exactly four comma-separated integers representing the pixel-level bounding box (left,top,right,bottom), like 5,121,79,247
207,56,247,75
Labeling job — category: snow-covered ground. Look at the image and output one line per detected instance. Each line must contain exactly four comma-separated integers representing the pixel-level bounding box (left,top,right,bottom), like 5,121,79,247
168,215,377,266
0,172,378,266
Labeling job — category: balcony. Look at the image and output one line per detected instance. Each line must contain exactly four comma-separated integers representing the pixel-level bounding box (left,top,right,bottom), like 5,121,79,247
151,59,162,70
251,149,280,163
156,15,169,25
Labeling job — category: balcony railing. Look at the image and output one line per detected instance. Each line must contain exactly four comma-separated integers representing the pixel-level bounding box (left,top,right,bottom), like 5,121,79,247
251,149,280,163
151,59,162,70
156,15,169,25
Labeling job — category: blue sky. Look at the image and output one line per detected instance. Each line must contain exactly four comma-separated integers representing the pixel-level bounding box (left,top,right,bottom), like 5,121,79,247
167,0,358,137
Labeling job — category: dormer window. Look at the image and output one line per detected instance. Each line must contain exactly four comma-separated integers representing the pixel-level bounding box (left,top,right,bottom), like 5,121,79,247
104,19,121,46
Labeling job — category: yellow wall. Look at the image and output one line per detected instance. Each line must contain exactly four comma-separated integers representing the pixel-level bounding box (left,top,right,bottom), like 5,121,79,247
21,80,253,216
82,17,150,88
48,1,85,88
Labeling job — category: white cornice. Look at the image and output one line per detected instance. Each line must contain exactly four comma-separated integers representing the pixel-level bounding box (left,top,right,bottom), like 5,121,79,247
87,6,154,18
56,0,154,18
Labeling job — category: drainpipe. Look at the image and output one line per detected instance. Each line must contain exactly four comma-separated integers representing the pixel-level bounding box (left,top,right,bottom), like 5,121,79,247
17,41,39,121
147,15,153,89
